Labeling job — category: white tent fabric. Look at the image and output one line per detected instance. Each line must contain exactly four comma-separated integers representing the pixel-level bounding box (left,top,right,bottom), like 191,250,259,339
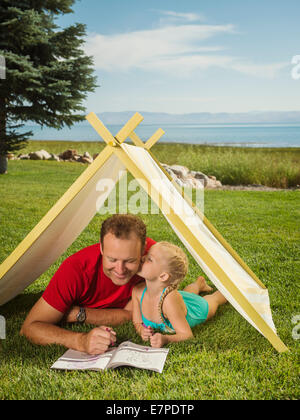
0,111,287,351
0,153,125,305
120,143,277,336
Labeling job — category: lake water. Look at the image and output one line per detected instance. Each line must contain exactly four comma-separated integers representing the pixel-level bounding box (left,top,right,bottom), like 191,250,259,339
25,123,300,148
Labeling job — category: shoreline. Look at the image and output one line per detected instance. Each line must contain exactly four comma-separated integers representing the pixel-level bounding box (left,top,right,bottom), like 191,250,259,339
27,139,300,150
212,184,300,191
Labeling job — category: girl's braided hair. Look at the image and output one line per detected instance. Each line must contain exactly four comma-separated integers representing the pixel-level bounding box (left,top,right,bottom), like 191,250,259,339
157,242,189,332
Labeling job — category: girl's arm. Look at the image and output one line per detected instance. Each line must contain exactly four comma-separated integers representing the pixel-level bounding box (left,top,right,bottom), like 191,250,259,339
150,291,193,348
132,284,153,341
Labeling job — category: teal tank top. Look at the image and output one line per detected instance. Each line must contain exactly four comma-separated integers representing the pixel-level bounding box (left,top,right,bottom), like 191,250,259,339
140,287,209,332
140,287,173,332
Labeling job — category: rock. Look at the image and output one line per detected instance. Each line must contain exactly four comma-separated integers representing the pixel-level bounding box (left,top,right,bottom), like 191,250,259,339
190,170,209,187
18,154,30,160
169,164,190,178
12,148,221,189
161,164,176,179
29,150,52,160
83,151,92,160
76,152,93,164
161,162,221,189
177,177,193,188
49,153,60,162
78,155,93,164
72,154,82,162
206,176,222,189
59,149,78,160
187,175,205,189
29,151,43,160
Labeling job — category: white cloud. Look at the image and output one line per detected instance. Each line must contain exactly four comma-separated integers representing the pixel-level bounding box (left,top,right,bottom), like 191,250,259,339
156,10,206,24
85,14,287,79
85,23,234,72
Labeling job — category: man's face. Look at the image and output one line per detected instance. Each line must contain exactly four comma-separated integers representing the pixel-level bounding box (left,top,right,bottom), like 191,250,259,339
101,232,143,286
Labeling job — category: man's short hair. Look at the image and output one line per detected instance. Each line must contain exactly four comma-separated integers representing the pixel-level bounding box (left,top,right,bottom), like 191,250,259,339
100,214,146,251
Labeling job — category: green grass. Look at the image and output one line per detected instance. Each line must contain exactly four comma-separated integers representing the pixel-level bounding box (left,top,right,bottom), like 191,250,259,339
18,140,300,188
0,157,299,400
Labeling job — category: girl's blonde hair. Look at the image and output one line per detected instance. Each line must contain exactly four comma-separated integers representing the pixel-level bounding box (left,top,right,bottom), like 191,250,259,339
156,242,189,331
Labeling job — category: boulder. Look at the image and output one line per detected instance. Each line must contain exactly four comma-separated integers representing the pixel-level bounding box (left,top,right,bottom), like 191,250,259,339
206,175,222,189
78,155,93,164
49,153,60,162
161,162,221,189
186,175,205,189
29,149,52,160
18,154,30,160
190,170,209,188
59,149,78,160
12,148,222,189
29,152,42,160
168,164,190,178
71,154,82,162
83,151,92,160
29,150,52,160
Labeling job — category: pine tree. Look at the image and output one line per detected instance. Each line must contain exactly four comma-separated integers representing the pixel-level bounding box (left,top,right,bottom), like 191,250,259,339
0,0,97,173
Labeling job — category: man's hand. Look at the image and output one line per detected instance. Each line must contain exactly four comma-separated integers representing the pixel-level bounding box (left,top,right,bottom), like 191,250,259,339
78,326,116,354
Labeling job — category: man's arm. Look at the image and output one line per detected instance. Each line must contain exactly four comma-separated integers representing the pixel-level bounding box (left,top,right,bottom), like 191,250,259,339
64,305,132,326
20,297,116,354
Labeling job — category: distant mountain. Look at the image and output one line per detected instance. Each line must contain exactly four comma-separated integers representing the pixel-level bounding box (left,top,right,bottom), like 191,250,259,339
88,111,300,125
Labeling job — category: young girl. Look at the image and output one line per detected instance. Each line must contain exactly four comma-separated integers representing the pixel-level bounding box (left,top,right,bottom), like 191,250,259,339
132,241,227,347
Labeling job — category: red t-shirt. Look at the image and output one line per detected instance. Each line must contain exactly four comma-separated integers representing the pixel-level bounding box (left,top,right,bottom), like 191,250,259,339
43,237,156,313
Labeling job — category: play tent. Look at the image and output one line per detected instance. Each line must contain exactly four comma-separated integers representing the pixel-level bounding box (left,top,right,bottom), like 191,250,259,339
0,112,288,352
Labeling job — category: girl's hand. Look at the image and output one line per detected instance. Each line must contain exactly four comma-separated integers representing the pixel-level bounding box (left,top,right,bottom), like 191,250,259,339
141,324,153,341
150,333,167,348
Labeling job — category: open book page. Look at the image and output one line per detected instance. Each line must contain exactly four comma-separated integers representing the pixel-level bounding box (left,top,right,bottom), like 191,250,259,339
51,341,169,373
107,341,169,373
51,348,116,371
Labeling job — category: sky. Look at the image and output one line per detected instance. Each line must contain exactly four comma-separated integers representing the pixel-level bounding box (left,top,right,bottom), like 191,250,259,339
56,0,300,114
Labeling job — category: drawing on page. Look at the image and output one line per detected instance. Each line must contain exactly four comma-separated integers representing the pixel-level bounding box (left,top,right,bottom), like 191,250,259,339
119,349,153,367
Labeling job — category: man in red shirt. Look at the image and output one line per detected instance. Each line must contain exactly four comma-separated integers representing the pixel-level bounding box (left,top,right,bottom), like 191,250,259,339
20,214,155,355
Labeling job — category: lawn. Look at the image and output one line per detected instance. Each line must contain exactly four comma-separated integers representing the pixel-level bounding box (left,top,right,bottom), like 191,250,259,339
0,156,299,400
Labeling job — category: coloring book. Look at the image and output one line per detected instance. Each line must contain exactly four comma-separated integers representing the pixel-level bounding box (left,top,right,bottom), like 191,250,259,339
51,341,169,373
